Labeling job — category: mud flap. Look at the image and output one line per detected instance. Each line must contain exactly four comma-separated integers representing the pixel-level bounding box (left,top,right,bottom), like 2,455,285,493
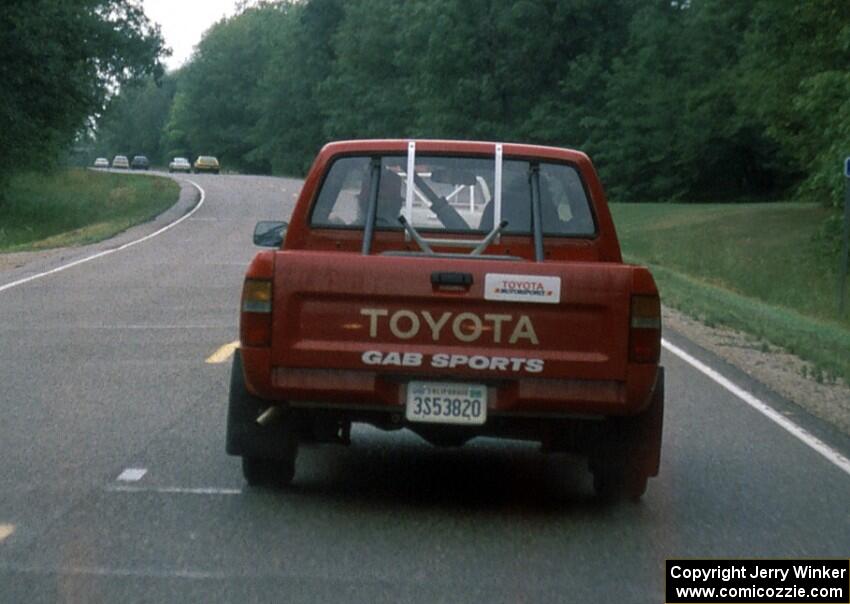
588,367,664,499
634,367,664,477
225,350,297,461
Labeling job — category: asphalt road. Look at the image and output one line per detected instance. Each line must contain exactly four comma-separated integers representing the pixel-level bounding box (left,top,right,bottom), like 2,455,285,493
0,172,848,603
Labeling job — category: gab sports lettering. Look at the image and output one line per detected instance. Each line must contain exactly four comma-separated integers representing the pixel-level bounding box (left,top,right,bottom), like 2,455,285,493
361,350,544,373
360,308,539,345
358,307,544,372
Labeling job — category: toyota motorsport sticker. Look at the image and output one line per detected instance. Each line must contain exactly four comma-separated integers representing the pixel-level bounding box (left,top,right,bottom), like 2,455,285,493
484,273,561,304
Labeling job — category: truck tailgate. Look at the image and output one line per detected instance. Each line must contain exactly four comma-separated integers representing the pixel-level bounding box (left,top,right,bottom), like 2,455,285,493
270,251,634,382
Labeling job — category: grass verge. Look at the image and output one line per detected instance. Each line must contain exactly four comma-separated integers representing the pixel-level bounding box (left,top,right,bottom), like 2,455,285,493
0,168,179,252
610,202,850,384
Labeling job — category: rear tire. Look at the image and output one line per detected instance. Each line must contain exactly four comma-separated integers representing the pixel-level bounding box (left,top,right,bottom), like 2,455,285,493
591,463,648,502
589,368,664,501
242,456,295,487
227,350,298,487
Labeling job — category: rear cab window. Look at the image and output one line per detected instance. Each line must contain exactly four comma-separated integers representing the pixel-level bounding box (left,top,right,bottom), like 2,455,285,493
309,154,596,237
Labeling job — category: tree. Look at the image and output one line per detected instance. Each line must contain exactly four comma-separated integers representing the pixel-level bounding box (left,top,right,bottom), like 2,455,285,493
0,0,166,194
77,0,850,210
318,0,409,141
254,0,344,174
165,5,285,173
160,86,195,163
737,0,850,204
95,74,178,164
582,0,780,201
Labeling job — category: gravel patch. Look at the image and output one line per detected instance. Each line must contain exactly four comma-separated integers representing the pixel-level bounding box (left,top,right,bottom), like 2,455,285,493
0,249,68,273
664,306,850,437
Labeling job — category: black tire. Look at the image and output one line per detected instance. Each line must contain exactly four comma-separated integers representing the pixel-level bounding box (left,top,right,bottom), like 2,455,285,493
226,350,298,486
226,350,261,455
242,456,296,487
591,462,648,502
589,368,664,501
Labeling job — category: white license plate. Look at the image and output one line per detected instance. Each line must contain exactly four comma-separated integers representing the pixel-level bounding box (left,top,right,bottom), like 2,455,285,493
405,381,487,425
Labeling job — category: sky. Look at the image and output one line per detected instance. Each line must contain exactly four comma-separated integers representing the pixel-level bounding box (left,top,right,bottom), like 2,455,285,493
143,0,239,70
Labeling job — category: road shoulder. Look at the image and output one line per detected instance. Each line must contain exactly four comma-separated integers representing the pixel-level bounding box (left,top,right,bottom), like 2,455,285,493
0,177,199,284
663,306,850,449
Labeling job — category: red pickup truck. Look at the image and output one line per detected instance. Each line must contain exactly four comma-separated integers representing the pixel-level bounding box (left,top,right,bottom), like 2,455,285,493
227,140,663,500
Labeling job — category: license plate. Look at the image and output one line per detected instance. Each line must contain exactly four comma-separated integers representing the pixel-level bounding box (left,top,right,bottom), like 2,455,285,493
405,381,487,425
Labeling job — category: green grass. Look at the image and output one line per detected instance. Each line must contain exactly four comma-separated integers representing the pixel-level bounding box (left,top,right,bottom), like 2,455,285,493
0,168,179,252
610,202,850,383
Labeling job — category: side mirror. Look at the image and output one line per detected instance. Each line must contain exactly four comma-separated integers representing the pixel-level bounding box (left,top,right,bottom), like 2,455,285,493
253,221,287,247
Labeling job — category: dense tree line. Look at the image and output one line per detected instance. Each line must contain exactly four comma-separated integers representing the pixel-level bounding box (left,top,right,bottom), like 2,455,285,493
0,0,166,199
94,0,848,206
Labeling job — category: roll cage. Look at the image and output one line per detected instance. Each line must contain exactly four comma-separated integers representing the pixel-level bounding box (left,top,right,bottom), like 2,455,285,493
360,142,547,261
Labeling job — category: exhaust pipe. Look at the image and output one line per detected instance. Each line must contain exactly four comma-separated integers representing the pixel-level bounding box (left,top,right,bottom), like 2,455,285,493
256,406,282,426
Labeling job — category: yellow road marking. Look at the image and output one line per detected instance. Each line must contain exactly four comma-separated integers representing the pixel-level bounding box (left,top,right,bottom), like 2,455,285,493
0,525,15,542
206,340,239,364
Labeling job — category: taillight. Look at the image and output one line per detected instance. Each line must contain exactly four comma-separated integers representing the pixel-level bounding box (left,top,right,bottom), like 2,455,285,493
629,294,661,363
240,279,272,346
242,280,272,313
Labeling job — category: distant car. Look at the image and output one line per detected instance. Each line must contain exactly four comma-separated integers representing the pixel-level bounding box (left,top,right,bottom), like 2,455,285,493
112,155,129,169
131,155,150,170
169,157,192,173
193,155,220,174
93,157,109,168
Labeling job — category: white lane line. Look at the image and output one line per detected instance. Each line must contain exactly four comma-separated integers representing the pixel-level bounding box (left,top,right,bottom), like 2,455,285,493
0,324,235,331
662,338,850,477
0,179,205,294
0,524,15,542
79,324,233,330
206,340,239,364
106,485,241,495
116,468,148,482
7,564,232,580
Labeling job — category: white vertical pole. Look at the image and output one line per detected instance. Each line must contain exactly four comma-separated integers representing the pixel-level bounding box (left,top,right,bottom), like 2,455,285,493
494,143,503,242
405,141,416,241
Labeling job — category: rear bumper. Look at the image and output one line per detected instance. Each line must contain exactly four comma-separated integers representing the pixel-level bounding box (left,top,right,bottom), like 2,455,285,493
241,346,658,418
